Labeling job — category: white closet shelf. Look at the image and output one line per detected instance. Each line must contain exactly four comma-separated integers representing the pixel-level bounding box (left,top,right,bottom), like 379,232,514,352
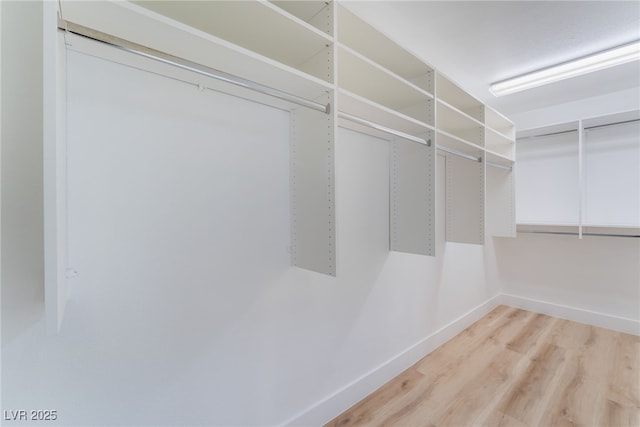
516,223,640,238
436,101,484,146
485,149,514,166
517,121,579,139
517,224,640,234
485,106,515,139
339,46,433,124
437,99,484,127
337,5,434,94
60,0,333,105
130,0,334,83
517,222,580,228
271,0,333,35
339,89,434,140
582,110,640,129
436,73,483,121
485,128,515,160
582,226,640,237
437,131,483,157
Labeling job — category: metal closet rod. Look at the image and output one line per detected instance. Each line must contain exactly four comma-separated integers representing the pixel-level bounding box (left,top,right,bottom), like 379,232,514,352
519,118,640,140
59,21,331,115
437,145,479,162
338,112,430,145
437,146,512,171
63,20,515,172
339,113,513,171
486,161,513,171
518,230,640,238
585,118,640,131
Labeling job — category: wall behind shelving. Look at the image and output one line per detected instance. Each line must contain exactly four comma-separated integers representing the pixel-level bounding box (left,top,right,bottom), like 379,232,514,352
1,0,45,349
509,86,640,131
1,8,498,425
494,234,640,329
498,86,640,333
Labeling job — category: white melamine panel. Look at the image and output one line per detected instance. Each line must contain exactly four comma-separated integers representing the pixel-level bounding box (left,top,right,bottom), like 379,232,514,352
436,73,483,121
436,101,484,146
271,0,333,35
390,133,436,256
338,46,432,124
43,23,68,332
59,1,332,100
485,128,515,160
436,131,483,157
131,0,333,82
516,131,579,225
338,89,433,139
584,121,640,227
337,5,433,94
485,106,515,139
485,151,514,172
290,92,336,276
445,154,484,244
486,165,515,237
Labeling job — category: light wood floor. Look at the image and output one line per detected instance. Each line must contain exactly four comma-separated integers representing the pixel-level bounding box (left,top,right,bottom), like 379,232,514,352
326,305,639,427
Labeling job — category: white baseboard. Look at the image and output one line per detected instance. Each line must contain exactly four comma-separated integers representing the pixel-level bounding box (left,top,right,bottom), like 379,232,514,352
499,293,640,336
282,295,502,427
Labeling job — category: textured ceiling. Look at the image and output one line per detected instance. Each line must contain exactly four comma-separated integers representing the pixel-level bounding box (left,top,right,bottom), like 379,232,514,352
343,1,640,118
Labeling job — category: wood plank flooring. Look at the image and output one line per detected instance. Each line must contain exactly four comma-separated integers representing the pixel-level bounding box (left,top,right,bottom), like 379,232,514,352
326,306,639,427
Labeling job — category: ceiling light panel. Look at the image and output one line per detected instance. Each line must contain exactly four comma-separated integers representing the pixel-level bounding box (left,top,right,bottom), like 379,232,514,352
491,41,640,97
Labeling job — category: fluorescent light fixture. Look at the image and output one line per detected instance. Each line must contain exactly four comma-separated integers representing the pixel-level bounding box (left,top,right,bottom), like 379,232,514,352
490,40,640,96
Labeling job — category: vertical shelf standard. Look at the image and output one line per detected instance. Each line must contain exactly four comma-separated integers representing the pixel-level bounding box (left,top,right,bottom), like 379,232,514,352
434,72,515,242
445,153,485,244
290,91,337,276
485,161,515,237
390,130,436,256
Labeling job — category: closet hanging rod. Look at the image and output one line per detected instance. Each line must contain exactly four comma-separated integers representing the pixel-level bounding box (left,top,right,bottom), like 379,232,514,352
437,145,480,163
58,21,331,115
437,147,512,170
517,118,640,140
486,161,513,171
518,230,639,238
334,112,513,170
584,118,640,131
338,112,430,145
517,129,577,140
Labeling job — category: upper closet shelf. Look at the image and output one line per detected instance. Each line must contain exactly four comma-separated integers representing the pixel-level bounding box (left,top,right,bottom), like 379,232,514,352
517,121,579,139
436,131,483,158
485,128,515,160
131,1,334,84
436,73,483,122
59,1,333,105
339,89,434,142
485,106,515,139
436,101,484,147
485,149,514,167
339,46,434,125
337,5,434,94
270,0,333,36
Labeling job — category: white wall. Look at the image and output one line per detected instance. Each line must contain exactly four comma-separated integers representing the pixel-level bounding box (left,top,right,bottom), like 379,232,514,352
510,86,640,131
1,24,499,427
499,82,640,335
1,1,45,345
494,234,640,333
